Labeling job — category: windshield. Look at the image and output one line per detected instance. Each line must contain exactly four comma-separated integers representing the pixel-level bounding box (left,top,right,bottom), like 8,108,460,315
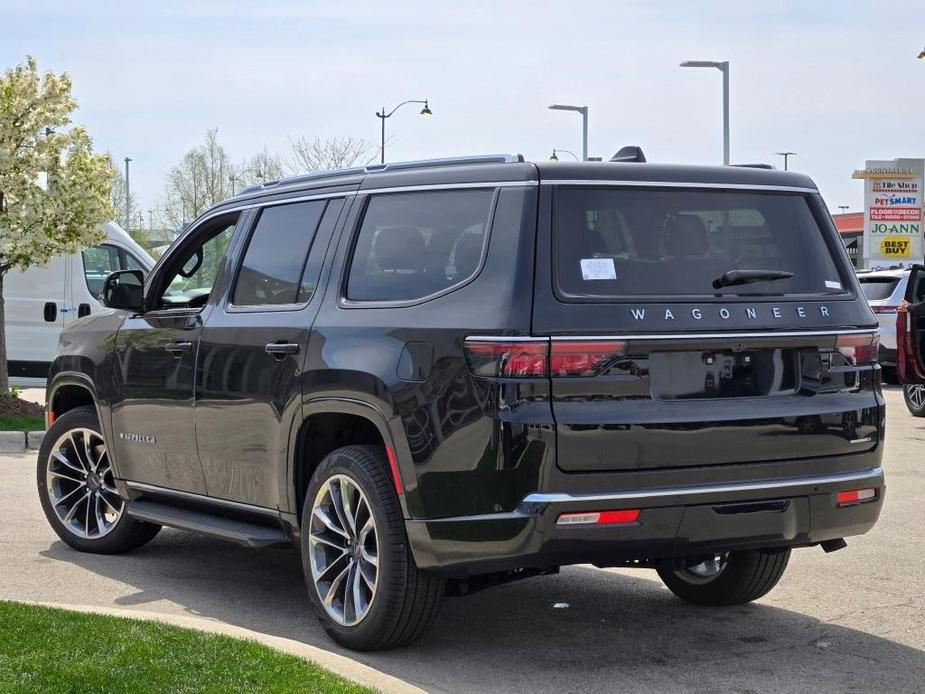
857,276,900,301
555,188,846,299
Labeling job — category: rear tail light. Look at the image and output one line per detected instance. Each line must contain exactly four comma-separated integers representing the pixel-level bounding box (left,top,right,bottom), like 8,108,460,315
836,488,877,506
464,338,627,378
557,509,640,526
835,333,879,365
550,341,626,377
871,305,899,314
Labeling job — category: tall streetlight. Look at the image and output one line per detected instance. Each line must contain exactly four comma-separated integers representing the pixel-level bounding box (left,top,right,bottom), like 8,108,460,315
917,47,925,60
838,205,850,214
548,104,588,161
680,60,730,165
549,148,580,162
375,99,432,164
123,157,132,231
776,151,797,170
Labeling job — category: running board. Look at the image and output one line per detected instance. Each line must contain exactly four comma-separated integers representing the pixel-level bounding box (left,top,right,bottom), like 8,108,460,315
126,500,290,548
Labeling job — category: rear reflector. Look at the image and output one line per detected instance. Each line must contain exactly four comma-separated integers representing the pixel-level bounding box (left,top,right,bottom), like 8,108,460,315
836,488,876,506
557,509,640,526
871,305,899,314
835,333,879,366
385,446,404,496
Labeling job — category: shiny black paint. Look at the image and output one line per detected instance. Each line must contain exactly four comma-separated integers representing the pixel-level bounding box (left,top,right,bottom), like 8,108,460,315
46,159,885,578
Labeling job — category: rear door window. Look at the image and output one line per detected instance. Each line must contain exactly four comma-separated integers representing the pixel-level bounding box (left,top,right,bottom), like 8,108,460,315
346,189,494,302
555,188,846,300
858,276,900,301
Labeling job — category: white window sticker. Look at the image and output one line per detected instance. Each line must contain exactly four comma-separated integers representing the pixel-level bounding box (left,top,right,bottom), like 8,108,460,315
580,258,617,280
825,280,842,290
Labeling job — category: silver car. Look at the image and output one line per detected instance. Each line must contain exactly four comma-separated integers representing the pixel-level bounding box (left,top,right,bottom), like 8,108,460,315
857,269,908,374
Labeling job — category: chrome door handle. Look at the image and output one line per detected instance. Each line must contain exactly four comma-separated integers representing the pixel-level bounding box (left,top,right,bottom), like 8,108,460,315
265,342,299,356
165,341,192,358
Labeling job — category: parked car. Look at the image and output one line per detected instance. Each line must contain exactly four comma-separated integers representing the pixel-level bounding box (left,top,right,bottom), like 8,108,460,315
4,221,154,386
856,268,908,381
891,265,925,415
37,154,885,651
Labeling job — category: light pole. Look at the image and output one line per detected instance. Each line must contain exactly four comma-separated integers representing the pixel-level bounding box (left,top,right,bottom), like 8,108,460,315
375,99,432,164
776,151,797,171
549,148,580,162
123,156,132,230
680,60,730,165
917,47,925,60
838,205,850,214
548,104,588,161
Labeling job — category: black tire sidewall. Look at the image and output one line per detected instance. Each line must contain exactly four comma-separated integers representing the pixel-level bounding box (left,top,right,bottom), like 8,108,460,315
903,385,925,417
657,549,790,606
37,406,159,554
300,446,408,648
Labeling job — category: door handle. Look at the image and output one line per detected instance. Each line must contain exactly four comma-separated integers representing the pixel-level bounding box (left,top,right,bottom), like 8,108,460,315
43,302,57,322
165,341,193,358
265,342,299,357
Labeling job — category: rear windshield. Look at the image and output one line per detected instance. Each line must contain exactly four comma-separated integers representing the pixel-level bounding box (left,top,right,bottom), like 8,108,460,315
555,188,846,299
857,276,900,301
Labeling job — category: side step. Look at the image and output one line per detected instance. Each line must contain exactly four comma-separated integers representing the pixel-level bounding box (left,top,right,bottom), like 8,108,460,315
126,500,290,548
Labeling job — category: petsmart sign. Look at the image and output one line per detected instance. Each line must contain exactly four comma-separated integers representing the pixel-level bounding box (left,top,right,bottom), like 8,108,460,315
855,158,924,269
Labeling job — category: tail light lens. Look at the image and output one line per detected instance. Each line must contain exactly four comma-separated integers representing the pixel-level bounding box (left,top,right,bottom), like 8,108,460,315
464,338,628,378
464,339,548,378
550,341,627,377
835,333,879,366
871,305,899,314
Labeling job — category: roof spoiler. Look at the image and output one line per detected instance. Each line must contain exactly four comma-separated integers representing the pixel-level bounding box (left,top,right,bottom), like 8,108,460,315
609,146,646,163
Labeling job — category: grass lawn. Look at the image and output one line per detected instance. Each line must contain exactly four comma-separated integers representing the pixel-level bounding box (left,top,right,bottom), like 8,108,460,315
0,414,44,433
0,601,372,694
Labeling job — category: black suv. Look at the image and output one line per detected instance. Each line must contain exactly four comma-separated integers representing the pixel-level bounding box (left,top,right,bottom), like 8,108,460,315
38,154,885,651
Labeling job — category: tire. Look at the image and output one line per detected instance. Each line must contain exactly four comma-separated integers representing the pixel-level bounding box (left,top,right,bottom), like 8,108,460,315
903,384,925,417
37,405,161,554
656,549,791,606
301,445,444,651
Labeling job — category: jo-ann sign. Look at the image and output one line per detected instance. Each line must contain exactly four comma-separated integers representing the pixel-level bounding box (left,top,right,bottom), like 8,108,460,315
860,159,924,269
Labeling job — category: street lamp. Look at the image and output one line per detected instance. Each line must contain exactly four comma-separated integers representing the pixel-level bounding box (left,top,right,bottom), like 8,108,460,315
776,151,797,171
680,60,730,165
375,99,432,164
124,157,132,231
917,47,925,60
838,205,850,214
548,104,588,161
549,148,580,162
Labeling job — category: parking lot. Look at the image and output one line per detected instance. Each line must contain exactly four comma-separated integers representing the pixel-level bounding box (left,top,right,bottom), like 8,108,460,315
1,385,922,693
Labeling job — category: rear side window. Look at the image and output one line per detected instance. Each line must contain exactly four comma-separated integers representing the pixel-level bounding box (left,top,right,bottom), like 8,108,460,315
858,276,900,301
555,188,845,299
346,189,494,302
82,244,122,295
232,200,326,306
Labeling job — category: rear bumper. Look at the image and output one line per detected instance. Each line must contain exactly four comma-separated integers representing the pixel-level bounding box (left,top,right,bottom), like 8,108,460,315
406,465,885,576
879,344,897,368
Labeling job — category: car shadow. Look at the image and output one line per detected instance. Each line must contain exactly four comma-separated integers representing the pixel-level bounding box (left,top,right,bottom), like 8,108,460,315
40,531,923,693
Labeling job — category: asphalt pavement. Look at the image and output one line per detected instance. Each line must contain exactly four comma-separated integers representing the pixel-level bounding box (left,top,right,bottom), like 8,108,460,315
1,386,922,693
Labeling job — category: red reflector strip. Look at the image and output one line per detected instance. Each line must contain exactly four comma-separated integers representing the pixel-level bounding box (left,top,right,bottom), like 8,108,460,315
836,488,876,506
385,446,404,496
871,306,899,314
557,509,640,526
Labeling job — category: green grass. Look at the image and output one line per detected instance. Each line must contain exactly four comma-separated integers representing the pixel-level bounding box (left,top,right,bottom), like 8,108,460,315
0,601,373,694
0,414,44,433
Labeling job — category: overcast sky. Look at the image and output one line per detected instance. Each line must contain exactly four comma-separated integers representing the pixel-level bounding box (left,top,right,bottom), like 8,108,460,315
4,1,924,220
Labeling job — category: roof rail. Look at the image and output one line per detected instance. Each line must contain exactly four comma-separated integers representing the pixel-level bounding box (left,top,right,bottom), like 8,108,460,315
364,154,524,174
237,166,366,196
731,163,775,169
609,146,647,163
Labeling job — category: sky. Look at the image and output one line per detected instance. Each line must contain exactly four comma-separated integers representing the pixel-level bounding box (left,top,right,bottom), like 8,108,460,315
3,0,924,221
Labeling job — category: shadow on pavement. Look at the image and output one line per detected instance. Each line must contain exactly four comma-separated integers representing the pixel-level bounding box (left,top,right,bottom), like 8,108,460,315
40,530,924,694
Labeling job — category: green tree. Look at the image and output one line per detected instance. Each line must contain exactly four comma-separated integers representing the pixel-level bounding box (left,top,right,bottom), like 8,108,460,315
0,56,113,391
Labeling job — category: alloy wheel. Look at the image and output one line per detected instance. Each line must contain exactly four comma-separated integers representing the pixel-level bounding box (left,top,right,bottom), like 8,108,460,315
308,474,380,627
46,427,123,539
675,553,729,584
907,384,925,410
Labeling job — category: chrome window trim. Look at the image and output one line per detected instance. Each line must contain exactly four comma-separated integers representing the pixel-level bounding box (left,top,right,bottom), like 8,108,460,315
521,467,884,505
125,481,279,517
541,179,818,193
356,180,536,196
465,329,877,342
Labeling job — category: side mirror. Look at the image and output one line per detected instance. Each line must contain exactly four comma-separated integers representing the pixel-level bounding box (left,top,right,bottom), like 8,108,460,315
100,270,145,312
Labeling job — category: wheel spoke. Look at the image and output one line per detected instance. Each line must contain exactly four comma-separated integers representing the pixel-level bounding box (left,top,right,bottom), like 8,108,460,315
55,482,88,505
329,481,354,539
316,550,350,585
358,557,376,589
312,507,349,539
94,494,106,534
49,469,85,485
310,530,347,552
83,432,98,472
53,450,85,476
62,491,90,523
323,563,350,607
341,485,359,536
98,490,121,515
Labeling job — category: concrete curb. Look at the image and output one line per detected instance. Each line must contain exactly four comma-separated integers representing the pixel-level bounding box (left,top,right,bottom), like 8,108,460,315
0,431,45,452
14,601,425,694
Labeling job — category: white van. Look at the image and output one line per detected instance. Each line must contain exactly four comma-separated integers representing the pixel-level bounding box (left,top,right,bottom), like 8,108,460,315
5,221,155,385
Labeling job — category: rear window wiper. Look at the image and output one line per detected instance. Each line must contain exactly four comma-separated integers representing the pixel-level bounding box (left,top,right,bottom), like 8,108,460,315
712,269,794,290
